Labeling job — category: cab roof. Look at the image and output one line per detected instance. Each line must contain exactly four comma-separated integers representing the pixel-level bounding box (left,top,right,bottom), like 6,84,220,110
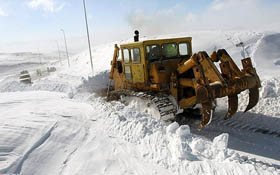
120,37,192,48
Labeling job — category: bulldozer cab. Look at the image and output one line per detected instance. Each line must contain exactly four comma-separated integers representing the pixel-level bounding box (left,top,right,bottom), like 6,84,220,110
119,37,193,87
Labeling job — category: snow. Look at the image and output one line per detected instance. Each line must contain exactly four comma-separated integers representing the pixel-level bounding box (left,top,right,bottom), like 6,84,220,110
0,30,280,175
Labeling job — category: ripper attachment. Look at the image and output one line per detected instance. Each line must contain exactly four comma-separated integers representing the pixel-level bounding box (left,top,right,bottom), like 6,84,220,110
177,49,261,129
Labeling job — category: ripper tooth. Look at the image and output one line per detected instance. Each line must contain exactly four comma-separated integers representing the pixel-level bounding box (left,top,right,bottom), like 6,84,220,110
244,87,259,113
225,95,238,120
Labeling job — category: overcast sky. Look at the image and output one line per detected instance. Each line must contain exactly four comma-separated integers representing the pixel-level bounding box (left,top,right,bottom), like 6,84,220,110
0,0,280,53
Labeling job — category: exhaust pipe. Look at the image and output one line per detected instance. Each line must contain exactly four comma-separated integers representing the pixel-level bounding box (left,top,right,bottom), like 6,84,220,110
134,30,139,42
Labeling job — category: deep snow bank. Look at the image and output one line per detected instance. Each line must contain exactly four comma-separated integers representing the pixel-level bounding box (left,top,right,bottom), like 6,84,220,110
234,76,280,119
92,98,278,175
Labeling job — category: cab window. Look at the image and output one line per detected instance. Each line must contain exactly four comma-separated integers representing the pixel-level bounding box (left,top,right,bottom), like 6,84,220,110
124,65,132,79
162,43,178,58
131,48,141,63
146,45,160,61
179,43,190,56
123,49,130,63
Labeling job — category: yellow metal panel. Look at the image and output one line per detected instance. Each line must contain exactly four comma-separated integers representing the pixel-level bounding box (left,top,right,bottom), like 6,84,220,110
179,96,197,108
177,57,198,74
179,78,194,87
132,64,145,83
143,37,192,46
120,37,192,50
120,42,144,49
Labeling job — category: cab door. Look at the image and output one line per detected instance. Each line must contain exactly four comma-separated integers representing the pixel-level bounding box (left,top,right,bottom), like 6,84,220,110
131,47,145,83
122,48,133,82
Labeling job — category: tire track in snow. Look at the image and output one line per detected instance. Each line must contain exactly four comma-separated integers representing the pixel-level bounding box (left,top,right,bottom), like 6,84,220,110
235,152,280,172
13,122,58,174
189,116,280,170
211,117,280,138
58,147,78,175
58,123,93,175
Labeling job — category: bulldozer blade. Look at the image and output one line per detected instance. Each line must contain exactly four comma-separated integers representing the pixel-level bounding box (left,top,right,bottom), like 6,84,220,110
224,94,238,120
198,102,213,130
244,87,259,113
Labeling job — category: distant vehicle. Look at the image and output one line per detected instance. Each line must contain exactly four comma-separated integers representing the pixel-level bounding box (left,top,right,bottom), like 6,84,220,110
47,67,56,73
19,70,32,84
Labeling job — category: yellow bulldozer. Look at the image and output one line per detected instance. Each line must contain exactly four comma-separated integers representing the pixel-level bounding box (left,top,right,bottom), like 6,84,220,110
108,31,261,129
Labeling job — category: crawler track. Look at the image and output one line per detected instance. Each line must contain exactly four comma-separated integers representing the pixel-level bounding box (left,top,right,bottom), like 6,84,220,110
110,89,178,121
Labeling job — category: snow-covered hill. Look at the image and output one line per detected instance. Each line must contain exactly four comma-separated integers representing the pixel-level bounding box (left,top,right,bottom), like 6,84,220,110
0,30,280,175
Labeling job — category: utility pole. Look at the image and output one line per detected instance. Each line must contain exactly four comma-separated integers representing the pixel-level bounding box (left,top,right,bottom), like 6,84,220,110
56,41,62,65
60,29,70,67
83,0,94,74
